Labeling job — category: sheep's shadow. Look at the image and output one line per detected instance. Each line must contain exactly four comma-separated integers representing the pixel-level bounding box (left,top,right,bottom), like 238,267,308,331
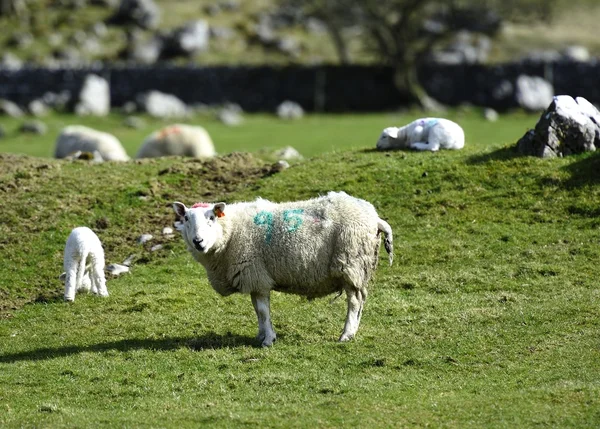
466,146,521,164
0,332,258,363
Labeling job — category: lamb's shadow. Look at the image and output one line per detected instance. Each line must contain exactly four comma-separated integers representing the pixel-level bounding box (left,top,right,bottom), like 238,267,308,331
0,332,258,363
466,146,521,164
562,151,600,188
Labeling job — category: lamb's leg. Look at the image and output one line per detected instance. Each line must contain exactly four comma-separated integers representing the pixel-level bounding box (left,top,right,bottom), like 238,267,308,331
251,291,276,347
64,268,77,302
339,288,366,342
411,141,441,151
91,258,109,297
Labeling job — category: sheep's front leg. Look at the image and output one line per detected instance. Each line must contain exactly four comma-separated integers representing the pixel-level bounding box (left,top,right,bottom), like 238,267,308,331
411,141,440,151
251,291,276,347
64,270,77,302
339,288,366,342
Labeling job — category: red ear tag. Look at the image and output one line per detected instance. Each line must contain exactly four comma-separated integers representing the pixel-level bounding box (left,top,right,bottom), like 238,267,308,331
214,206,225,218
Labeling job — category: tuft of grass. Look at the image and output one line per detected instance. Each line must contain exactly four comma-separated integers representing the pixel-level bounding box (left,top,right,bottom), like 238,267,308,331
1,111,600,427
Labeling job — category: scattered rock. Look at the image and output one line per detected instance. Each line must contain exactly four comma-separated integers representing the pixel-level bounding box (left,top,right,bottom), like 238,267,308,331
19,120,48,135
110,0,161,30
562,45,590,62
123,116,145,129
124,31,163,64
162,20,210,59
483,108,499,122
122,254,136,266
162,227,173,235
150,244,163,252
515,75,554,112
0,53,23,70
122,101,137,114
516,95,600,158
217,104,244,126
270,160,289,173
138,91,188,118
75,74,110,116
106,263,130,276
28,99,49,117
0,99,24,117
276,101,304,120
274,146,303,160
137,233,153,244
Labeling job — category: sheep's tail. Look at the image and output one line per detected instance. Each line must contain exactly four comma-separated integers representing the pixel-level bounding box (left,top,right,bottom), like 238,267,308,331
377,218,393,266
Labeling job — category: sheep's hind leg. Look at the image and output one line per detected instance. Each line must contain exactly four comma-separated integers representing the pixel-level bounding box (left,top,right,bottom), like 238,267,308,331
251,291,276,347
339,288,366,342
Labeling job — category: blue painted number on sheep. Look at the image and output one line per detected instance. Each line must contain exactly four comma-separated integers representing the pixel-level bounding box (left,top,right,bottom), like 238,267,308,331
254,211,274,243
283,209,304,232
254,209,305,243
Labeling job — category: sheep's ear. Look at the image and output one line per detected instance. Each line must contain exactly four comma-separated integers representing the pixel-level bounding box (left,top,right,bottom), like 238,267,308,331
213,202,226,218
384,127,399,138
59,272,66,282
173,202,187,220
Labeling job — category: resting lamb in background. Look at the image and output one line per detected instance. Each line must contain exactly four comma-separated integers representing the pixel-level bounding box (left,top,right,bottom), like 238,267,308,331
136,124,216,159
172,191,393,347
376,118,465,152
62,227,108,302
55,125,130,161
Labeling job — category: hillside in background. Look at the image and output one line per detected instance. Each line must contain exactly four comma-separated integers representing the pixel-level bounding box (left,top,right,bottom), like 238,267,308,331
1,0,600,68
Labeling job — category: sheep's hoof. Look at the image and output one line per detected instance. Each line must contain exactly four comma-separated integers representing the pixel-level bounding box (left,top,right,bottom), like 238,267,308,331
259,333,276,347
338,333,355,342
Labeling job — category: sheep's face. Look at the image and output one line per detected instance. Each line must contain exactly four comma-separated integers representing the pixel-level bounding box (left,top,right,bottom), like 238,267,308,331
173,201,226,254
376,127,399,150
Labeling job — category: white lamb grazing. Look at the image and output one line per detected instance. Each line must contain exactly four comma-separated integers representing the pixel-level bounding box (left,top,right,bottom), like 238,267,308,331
55,125,130,161
136,124,216,159
173,191,393,346
376,118,465,152
62,227,108,302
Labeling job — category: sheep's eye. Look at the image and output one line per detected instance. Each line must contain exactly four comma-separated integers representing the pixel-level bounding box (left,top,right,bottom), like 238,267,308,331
209,215,215,221
184,215,189,222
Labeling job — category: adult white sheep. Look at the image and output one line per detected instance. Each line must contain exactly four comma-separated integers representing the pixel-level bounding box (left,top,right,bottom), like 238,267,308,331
136,124,216,159
376,118,465,152
62,227,108,302
172,191,393,347
55,125,130,161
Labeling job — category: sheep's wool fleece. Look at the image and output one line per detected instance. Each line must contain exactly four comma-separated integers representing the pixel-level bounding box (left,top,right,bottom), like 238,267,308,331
136,124,216,158
377,117,465,151
189,193,382,299
64,227,104,272
55,125,130,161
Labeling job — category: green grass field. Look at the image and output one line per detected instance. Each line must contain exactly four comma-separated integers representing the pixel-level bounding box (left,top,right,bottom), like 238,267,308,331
1,111,600,428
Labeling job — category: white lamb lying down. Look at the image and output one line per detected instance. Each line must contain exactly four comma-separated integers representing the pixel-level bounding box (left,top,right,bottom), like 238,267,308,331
61,227,108,302
173,191,393,346
136,124,216,159
55,125,130,161
376,118,465,152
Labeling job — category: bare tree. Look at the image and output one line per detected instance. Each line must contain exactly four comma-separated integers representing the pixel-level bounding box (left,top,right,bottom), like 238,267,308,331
0,0,26,17
286,0,558,107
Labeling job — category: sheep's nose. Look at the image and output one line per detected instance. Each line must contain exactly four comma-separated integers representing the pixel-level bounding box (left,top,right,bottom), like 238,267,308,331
192,238,204,250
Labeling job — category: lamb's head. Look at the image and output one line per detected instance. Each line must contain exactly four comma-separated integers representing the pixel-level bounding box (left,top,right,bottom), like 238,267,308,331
376,127,400,150
173,201,226,253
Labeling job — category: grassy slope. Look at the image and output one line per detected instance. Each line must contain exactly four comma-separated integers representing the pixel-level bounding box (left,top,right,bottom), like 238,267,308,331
1,112,600,427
